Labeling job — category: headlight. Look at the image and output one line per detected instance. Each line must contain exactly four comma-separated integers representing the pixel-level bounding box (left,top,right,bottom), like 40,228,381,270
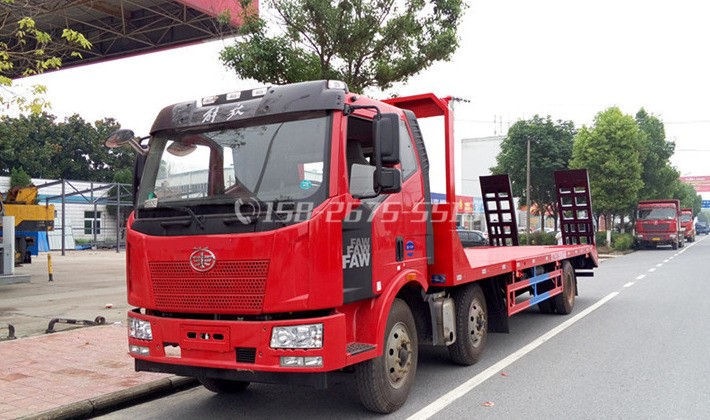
129,317,153,341
637,235,644,238
270,323,323,349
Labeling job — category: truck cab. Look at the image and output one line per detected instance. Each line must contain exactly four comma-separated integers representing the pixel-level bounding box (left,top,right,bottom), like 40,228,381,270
680,208,695,243
635,199,683,249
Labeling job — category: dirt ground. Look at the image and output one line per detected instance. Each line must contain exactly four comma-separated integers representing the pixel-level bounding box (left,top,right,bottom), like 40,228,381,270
0,250,129,339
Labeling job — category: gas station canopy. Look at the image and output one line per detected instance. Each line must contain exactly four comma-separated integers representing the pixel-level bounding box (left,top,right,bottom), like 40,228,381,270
1,0,257,79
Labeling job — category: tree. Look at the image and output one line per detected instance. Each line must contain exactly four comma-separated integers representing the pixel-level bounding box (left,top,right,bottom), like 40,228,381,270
9,166,30,188
220,0,467,93
0,113,133,181
569,107,644,230
491,115,575,229
635,108,678,200
1,0,91,114
673,180,702,215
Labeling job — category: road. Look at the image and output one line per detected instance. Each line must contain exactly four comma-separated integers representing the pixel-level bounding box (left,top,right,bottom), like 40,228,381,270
97,235,710,419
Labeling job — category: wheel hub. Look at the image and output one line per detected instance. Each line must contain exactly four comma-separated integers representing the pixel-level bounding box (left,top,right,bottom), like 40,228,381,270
386,322,412,388
468,298,486,348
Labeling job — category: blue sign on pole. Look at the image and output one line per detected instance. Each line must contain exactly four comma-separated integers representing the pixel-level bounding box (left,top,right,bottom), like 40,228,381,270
702,200,710,209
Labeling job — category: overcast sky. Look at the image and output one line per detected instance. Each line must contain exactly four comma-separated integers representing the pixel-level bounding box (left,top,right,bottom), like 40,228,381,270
19,0,710,184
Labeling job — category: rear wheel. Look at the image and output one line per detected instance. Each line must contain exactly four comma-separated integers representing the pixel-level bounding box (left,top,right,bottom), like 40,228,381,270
356,298,418,414
672,239,678,250
448,283,488,365
198,377,250,393
553,261,576,315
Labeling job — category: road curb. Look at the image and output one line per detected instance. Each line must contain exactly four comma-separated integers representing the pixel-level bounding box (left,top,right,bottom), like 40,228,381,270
19,376,198,420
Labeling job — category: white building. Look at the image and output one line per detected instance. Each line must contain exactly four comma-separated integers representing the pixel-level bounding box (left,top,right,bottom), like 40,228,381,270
1,176,124,250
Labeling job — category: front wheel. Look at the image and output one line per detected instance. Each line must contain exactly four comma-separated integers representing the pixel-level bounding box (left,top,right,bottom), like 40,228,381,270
448,283,488,365
356,298,418,414
198,377,250,393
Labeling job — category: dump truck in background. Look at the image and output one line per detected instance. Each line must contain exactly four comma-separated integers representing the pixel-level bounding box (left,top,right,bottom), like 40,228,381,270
680,208,695,243
106,80,598,413
635,199,683,249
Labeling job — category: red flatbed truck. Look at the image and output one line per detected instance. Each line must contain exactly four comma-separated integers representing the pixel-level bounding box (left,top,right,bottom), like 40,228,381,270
107,80,598,413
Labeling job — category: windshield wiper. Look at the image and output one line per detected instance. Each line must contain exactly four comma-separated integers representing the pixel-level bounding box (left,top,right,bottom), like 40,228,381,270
157,205,205,230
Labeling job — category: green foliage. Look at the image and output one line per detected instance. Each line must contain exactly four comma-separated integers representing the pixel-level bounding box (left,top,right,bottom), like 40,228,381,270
672,180,702,215
0,2,92,114
220,0,467,93
9,166,31,188
635,109,678,200
595,231,633,251
491,115,575,229
570,107,644,227
612,233,634,252
518,231,557,245
0,113,133,181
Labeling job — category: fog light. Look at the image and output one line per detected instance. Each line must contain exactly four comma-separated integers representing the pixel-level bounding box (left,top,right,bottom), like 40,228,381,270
130,344,150,356
304,356,323,367
280,356,323,367
281,356,304,367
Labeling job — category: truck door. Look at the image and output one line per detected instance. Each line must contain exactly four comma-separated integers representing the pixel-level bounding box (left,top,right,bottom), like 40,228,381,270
342,114,424,303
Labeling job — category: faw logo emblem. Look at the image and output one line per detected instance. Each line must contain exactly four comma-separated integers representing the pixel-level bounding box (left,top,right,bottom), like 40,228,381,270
343,238,371,269
190,247,216,272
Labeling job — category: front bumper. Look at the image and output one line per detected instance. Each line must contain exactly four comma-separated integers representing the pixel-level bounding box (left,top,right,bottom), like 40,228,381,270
127,309,349,378
637,234,676,245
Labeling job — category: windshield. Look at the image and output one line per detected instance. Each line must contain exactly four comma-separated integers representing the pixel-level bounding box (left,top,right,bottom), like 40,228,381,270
138,115,330,210
680,214,692,222
637,207,676,220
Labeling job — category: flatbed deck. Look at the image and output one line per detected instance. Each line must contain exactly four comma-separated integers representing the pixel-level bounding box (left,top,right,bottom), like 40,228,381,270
459,244,597,283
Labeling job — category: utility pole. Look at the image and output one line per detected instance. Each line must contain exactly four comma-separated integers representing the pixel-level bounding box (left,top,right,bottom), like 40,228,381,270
526,136,531,245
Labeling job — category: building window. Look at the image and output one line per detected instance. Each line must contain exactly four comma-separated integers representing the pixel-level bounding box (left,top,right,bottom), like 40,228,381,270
84,211,101,235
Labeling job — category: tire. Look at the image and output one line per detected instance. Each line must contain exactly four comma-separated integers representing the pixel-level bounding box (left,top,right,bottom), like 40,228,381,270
553,261,576,315
356,298,418,414
535,268,555,314
672,240,678,250
448,283,488,365
198,377,250,393
538,297,555,314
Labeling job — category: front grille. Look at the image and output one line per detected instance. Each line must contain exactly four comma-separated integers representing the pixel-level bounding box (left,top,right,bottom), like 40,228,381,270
641,223,671,232
149,261,269,313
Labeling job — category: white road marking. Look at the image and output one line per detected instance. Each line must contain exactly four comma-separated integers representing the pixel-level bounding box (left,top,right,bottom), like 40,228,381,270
623,282,634,288
408,292,621,420
635,275,646,280
656,264,663,267
649,268,656,272
663,259,670,263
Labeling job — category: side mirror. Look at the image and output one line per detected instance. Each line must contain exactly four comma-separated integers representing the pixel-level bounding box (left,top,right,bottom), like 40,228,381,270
105,129,148,156
376,167,402,194
374,113,400,165
105,129,135,148
166,142,197,157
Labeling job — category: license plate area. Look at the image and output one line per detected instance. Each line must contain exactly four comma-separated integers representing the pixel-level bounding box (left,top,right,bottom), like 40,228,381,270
180,324,230,352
